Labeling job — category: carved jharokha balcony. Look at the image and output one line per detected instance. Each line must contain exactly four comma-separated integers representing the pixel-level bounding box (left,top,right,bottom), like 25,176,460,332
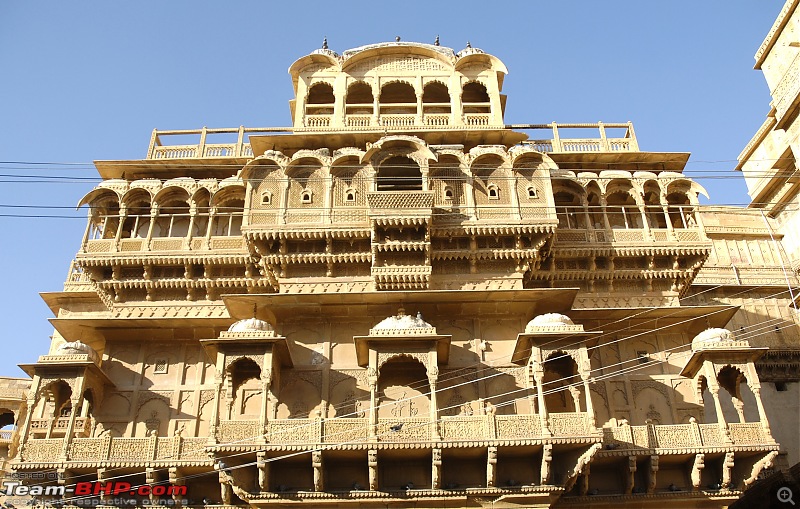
602,421,776,451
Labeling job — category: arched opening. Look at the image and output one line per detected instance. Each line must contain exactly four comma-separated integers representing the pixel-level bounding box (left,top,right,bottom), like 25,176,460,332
377,357,429,419
643,184,666,228
87,192,120,240
422,82,451,123
229,358,262,418
154,189,191,238
211,190,245,236
306,82,335,116
121,190,152,239
606,191,640,229
716,366,759,423
462,82,490,114
667,192,692,228
542,352,580,414
345,82,374,125
379,82,416,116
377,156,422,191
554,190,584,229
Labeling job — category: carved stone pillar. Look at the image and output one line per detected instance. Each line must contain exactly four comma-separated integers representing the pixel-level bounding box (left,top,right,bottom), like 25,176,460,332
368,368,378,441
625,456,636,494
540,444,553,484
219,471,232,505
259,369,272,437
722,452,735,488
257,451,269,491
428,366,440,440
61,394,82,459
581,374,596,428
533,365,550,436
691,453,704,492
708,383,729,434
647,455,658,494
312,450,324,492
169,467,184,507
432,448,442,490
145,207,158,250
578,464,590,496
487,446,497,487
97,468,111,505
600,195,611,231
146,467,159,504
750,385,772,436
208,373,223,443
368,449,378,491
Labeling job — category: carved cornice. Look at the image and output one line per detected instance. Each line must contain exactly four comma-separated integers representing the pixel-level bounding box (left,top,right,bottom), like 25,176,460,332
756,350,800,382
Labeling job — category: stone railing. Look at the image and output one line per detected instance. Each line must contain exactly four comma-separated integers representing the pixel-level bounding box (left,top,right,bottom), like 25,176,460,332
345,114,373,127
146,127,288,160
440,416,490,440
424,114,450,126
377,418,431,442
267,419,319,444
465,113,490,126
380,114,416,127
83,232,247,256
304,115,332,128
554,226,705,245
496,415,543,439
322,418,368,443
22,435,212,463
217,419,260,444
602,421,775,451
550,412,592,436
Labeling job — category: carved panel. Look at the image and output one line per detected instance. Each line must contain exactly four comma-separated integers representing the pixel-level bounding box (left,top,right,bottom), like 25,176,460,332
495,415,542,439
322,418,368,443
440,416,489,440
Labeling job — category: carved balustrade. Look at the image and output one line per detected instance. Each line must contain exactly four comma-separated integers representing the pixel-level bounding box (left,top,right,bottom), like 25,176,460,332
549,412,593,436
217,419,261,444
553,226,703,245
321,418,368,444
377,418,432,442
23,435,212,463
601,421,776,452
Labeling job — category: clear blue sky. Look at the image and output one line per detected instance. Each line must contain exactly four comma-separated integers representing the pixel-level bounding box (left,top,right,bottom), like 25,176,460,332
0,1,783,377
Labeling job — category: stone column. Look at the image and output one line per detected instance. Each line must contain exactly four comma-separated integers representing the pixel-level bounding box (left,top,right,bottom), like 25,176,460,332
750,384,772,436
487,446,497,487
432,448,442,489
257,451,269,491
312,450,324,492
208,371,224,444
540,444,553,484
185,205,196,249
259,368,272,437
169,467,185,507
368,367,378,441
708,382,729,434
600,195,611,231
428,365,440,441
368,449,378,491
145,206,158,250
533,363,550,436
581,374,596,429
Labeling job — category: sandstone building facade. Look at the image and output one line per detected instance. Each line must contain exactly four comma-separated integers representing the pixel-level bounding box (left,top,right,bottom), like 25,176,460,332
3,18,800,509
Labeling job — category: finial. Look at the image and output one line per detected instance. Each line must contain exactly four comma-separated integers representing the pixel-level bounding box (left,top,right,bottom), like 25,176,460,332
466,41,472,48
434,35,440,46
322,37,328,50
396,36,401,42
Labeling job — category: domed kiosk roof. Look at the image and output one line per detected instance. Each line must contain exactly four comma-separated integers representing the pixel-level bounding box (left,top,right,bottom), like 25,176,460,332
369,307,436,336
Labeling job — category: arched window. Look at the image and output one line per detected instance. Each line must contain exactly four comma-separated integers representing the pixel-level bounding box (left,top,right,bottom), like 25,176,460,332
487,183,500,200
301,190,313,204
444,186,454,200
527,186,538,199
377,156,422,191
345,188,356,203
462,82,490,114
554,191,583,229
261,191,272,206
422,82,451,120
306,82,335,116
379,82,416,116
667,192,692,228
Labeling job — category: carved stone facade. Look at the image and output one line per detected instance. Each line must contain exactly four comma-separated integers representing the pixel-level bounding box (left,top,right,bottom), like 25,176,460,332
4,33,800,509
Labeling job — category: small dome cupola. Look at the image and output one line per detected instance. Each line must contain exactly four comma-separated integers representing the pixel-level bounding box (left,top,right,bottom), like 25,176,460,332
370,307,436,336
228,317,274,333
